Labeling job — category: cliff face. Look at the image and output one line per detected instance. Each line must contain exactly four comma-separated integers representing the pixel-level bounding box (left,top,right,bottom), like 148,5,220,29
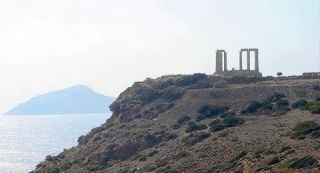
32,74,320,173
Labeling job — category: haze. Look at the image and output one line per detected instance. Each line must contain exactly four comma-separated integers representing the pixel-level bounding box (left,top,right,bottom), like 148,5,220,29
0,0,319,114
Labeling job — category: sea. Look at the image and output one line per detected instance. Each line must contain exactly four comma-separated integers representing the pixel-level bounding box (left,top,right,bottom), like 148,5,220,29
0,113,111,173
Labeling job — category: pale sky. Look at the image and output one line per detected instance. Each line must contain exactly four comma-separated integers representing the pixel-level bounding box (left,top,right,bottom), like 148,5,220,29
0,0,319,114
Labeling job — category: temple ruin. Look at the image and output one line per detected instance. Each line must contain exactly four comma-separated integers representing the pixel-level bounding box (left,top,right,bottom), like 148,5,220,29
214,48,262,77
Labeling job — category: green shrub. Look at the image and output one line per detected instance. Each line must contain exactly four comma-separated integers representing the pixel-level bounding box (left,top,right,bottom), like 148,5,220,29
209,124,225,132
230,151,247,162
217,130,229,137
171,123,181,130
242,93,289,115
175,73,207,87
311,130,320,138
198,105,229,118
163,169,179,173
185,122,207,133
182,131,211,145
276,99,289,107
286,155,318,169
214,80,228,88
209,119,221,126
139,88,161,103
148,150,159,157
291,120,320,139
241,101,262,114
312,84,320,91
280,146,292,153
174,151,191,159
306,101,320,114
268,156,282,165
152,79,174,90
263,93,285,105
162,86,186,102
291,99,308,109
177,116,191,124
294,90,306,98
223,116,245,127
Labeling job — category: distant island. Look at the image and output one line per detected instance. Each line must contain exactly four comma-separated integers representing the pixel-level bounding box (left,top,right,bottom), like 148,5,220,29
5,85,116,115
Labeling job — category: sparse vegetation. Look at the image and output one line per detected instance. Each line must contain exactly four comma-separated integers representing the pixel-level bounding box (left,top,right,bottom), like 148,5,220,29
291,99,308,109
241,101,262,114
175,73,207,87
294,90,306,98
162,86,186,102
152,79,174,90
285,155,318,169
280,146,292,153
140,88,161,104
208,116,244,133
197,105,229,121
185,122,207,133
241,93,289,115
223,115,245,127
173,151,191,159
291,121,320,139
182,131,211,145
312,83,320,91
209,124,225,132
268,156,282,165
177,116,191,125
306,101,320,114
214,80,228,88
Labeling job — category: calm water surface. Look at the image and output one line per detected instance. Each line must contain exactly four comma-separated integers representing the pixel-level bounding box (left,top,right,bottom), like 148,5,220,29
0,113,111,173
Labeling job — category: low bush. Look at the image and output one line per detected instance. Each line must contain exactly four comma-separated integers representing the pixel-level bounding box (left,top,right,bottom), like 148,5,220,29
241,93,290,115
294,90,306,98
209,124,225,132
276,99,289,107
182,131,211,145
188,78,213,89
151,79,174,90
173,151,191,159
162,86,186,102
209,119,221,126
148,150,159,157
241,101,262,114
291,121,320,139
171,123,181,130
268,156,282,165
185,122,207,133
312,84,320,91
291,99,308,109
214,80,228,88
139,88,161,104
311,130,320,138
197,105,229,119
223,116,245,127
306,101,320,114
286,155,318,169
177,116,191,124
175,73,207,87
263,92,285,105
280,146,292,153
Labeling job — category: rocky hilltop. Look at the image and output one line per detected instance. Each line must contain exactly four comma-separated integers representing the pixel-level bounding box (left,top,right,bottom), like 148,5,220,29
32,74,320,173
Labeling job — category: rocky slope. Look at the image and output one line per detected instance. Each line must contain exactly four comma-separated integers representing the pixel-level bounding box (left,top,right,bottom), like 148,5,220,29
32,74,320,173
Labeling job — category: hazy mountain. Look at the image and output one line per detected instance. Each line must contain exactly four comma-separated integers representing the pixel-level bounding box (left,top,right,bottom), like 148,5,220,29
5,85,116,115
